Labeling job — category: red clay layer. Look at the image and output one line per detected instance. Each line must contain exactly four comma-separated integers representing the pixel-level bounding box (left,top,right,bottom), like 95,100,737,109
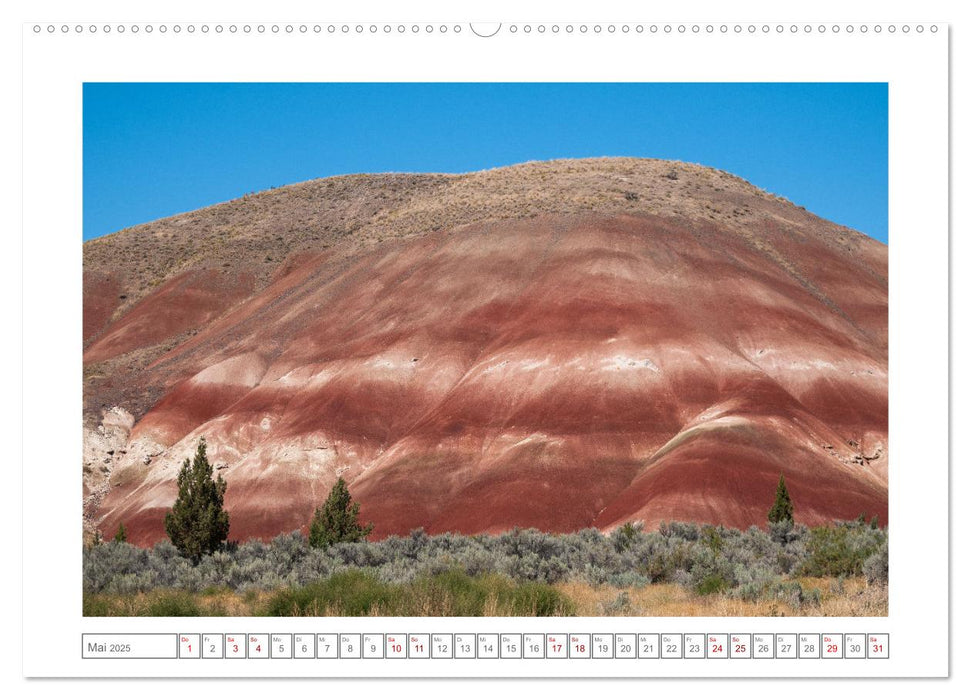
83,271,123,345
90,213,888,546
84,269,255,364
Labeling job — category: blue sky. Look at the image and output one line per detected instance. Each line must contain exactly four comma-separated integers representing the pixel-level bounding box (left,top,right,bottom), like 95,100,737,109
83,83,888,243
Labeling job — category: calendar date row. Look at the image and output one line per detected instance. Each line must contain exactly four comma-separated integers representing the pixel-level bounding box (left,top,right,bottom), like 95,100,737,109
83,632,888,660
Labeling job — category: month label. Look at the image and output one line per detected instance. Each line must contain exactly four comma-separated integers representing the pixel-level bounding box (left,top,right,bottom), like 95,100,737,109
81,634,177,659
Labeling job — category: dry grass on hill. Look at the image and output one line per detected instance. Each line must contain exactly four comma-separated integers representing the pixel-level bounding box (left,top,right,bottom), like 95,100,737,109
84,157,864,327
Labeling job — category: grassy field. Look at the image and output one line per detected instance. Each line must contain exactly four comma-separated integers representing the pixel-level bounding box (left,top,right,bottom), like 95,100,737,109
82,569,886,617
83,570,574,617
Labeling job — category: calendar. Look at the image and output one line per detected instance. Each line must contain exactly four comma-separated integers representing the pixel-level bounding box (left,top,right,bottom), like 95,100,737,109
17,4,951,683
83,631,891,660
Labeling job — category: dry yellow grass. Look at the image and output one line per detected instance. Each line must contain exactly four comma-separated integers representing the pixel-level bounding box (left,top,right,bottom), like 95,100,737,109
555,577,887,617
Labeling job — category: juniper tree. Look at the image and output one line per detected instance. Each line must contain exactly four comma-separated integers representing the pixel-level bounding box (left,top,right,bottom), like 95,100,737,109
767,473,794,524
309,477,373,549
164,438,230,563
113,522,127,543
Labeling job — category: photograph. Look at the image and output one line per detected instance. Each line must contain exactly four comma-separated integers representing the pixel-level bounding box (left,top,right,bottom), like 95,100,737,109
80,82,889,617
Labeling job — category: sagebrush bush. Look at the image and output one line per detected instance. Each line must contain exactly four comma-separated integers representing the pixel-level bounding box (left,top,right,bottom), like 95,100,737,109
600,591,635,616
83,521,888,600
799,521,887,577
863,541,889,585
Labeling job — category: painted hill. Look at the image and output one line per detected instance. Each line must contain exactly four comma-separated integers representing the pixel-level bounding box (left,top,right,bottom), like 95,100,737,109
82,158,888,546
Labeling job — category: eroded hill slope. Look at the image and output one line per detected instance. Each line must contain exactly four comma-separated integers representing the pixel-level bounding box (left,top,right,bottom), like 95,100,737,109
83,159,887,546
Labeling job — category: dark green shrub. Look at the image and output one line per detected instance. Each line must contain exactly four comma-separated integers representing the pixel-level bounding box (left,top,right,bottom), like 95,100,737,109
767,473,794,524
164,439,230,564
410,569,490,616
145,591,206,616
610,521,642,552
82,595,112,617
700,525,725,552
308,477,373,549
508,581,575,616
263,570,396,616
695,573,731,596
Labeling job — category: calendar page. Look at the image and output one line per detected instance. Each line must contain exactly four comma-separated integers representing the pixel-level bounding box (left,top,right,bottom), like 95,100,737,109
19,1,949,681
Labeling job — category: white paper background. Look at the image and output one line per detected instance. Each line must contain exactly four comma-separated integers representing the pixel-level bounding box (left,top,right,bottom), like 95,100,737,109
8,0,962,696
